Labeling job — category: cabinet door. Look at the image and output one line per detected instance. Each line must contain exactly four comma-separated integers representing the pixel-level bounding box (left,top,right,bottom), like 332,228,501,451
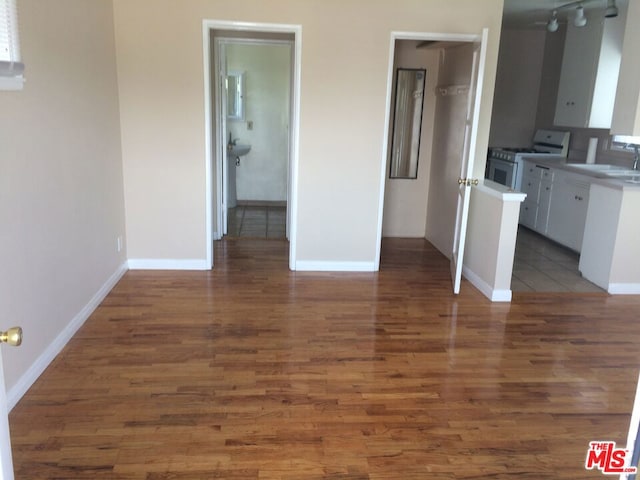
547,172,590,251
519,164,541,230
554,19,603,128
536,180,553,234
520,199,538,229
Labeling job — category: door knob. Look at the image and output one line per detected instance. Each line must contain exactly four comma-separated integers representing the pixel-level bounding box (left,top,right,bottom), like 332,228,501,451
1,327,22,347
458,178,479,186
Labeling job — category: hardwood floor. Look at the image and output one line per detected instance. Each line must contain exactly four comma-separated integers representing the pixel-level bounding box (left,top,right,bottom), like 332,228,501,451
9,238,640,479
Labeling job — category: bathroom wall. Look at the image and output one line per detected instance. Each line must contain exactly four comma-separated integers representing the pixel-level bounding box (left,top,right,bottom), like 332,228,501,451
382,41,439,237
226,42,291,203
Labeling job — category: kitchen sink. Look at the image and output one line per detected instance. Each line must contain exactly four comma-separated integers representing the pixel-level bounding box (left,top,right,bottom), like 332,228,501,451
566,163,627,172
602,170,640,178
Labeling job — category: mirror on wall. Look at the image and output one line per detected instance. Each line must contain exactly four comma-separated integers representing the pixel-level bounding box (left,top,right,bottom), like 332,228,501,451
389,68,426,179
227,71,245,121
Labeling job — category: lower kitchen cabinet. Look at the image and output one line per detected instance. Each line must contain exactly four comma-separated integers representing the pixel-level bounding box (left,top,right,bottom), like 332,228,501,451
519,161,553,234
546,170,590,252
519,163,591,252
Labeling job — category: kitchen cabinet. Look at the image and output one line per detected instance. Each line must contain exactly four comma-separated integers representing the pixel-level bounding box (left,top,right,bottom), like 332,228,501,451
546,170,590,252
554,6,626,129
519,161,553,233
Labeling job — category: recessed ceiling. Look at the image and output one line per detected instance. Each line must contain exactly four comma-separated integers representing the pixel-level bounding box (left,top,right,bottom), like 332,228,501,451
502,0,625,29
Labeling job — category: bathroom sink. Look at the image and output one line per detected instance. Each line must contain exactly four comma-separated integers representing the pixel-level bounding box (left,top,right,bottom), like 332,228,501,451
228,144,251,157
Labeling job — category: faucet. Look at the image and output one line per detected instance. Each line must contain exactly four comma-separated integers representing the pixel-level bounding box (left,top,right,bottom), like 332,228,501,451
227,132,238,150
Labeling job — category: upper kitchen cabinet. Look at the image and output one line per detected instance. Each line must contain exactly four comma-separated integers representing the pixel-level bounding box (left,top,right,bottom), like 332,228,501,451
554,5,626,129
611,0,640,135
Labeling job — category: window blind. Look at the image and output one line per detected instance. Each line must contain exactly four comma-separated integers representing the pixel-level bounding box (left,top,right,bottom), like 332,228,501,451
0,0,24,77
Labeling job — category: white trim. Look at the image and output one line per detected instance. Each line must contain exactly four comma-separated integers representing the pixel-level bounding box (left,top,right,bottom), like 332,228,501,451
203,25,215,264
463,265,513,302
202,20,302,272
127,259,209,271
608,283,640,295
375,30,484,273
6,262,129,410
295,261,377,272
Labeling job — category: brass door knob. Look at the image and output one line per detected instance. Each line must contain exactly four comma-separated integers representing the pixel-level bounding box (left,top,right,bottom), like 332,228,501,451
1,327,23,347
458,178,479,186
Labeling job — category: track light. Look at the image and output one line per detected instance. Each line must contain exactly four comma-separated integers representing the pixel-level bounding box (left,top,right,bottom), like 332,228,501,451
605,0,618,18
574,5,587,27
547,10,559,32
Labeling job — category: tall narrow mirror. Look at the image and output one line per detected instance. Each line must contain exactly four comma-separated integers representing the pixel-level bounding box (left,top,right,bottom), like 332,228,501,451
389,68,426,179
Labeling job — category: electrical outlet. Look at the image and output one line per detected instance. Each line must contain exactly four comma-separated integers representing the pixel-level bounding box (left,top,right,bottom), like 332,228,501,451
117,236,123,252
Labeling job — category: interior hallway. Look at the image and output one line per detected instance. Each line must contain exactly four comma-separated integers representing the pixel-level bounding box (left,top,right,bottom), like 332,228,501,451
8,238,640,479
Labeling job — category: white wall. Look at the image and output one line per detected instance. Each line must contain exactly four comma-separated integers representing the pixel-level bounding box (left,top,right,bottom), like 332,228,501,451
112,0,504,266
227,42,291,203
488,29,546,148
0,0,126,395
382,41,439,238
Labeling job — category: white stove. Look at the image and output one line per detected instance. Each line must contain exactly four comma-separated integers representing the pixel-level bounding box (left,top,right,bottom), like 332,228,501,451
486,130,571,191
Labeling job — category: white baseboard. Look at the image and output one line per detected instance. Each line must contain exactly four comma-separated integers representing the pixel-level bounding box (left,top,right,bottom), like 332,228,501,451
295,261,377,272
7,262,129,410
608,283,640,295
463,266,512,303
127,259,210,270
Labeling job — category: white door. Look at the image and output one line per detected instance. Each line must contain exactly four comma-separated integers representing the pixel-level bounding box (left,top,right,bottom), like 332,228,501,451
0,327,24,480
0,349,15,480
450,29,488,294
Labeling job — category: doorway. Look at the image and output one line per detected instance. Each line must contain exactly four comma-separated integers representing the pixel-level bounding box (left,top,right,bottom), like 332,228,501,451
218,39,291,240
376,32,488,294
203,21,301,269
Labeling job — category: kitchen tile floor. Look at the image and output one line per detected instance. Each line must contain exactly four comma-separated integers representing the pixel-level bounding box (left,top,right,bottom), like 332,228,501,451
227,205,286,239
511,227,604,293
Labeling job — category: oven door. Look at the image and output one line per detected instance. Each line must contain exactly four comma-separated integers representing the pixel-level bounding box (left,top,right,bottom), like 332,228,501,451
486,157,518,189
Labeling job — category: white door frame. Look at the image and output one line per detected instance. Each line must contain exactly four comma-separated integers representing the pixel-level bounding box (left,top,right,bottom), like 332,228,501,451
374,30,486,272
215,37,294,239
202,20,302,270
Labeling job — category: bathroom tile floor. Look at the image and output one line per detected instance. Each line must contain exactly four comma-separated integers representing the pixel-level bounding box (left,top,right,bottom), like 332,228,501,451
511,226,604,293
227,205,286,239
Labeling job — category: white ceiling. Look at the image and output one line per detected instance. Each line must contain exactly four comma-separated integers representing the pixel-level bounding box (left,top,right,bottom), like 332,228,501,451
502,0,625,29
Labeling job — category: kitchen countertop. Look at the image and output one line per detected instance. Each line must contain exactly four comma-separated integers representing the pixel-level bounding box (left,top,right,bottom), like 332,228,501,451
519,156,640,191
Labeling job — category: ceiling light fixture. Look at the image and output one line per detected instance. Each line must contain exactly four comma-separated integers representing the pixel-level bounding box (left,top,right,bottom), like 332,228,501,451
547,10,559,32
574,5,587,27
605,0,619,18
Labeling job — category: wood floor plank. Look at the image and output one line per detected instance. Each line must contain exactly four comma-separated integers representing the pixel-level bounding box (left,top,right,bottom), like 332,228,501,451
8,237,640,479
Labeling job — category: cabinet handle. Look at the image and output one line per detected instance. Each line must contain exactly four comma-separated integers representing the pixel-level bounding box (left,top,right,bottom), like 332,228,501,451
575,195,583,201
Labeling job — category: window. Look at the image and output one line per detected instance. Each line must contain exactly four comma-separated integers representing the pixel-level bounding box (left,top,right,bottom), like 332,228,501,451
0,0,24,90
611,135,640,152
